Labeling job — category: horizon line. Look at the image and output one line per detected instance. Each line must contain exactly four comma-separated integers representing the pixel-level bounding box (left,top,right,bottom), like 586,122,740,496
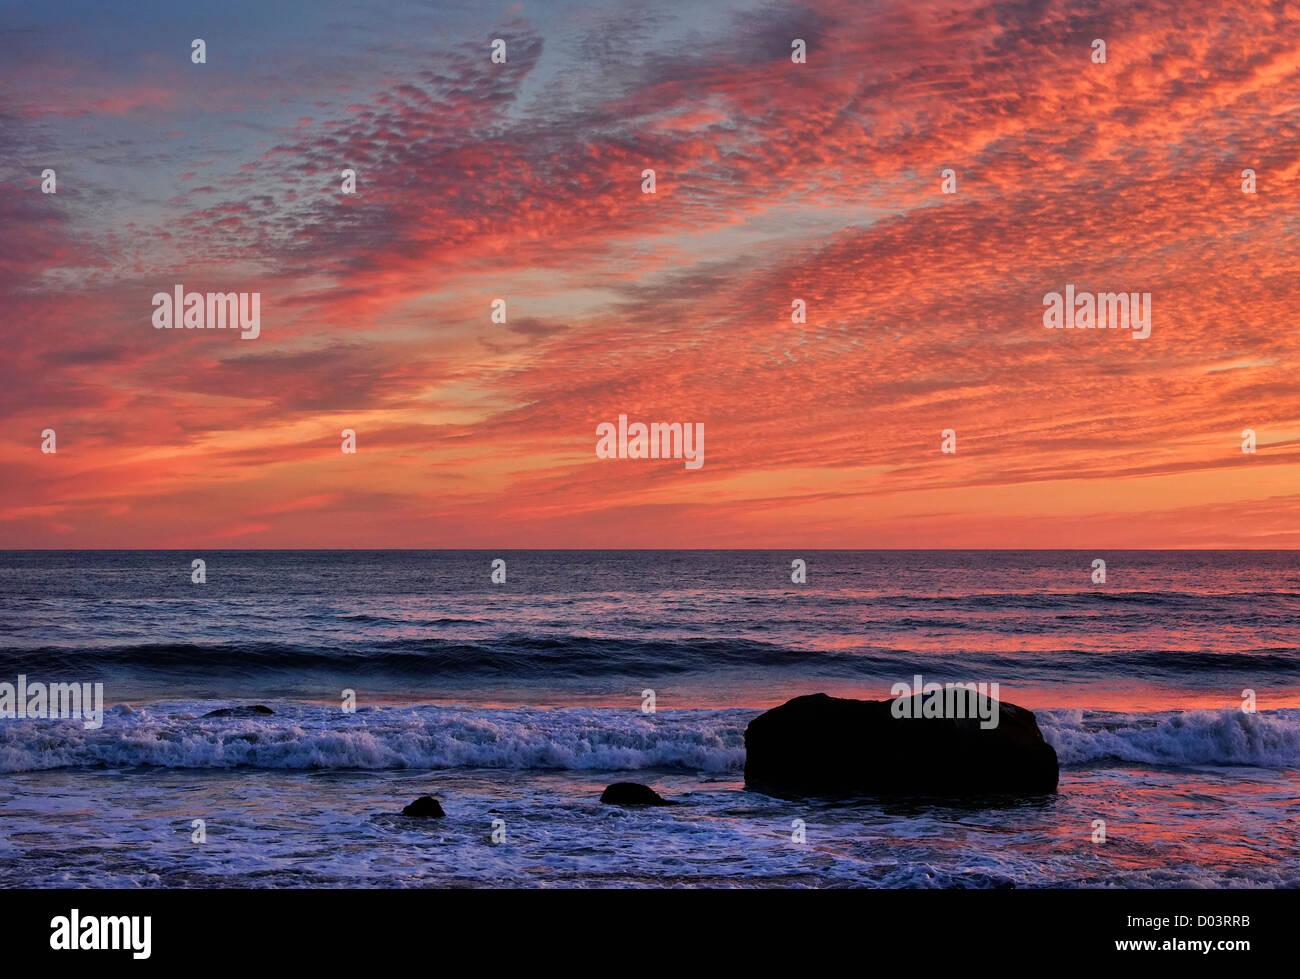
2,547,1298,553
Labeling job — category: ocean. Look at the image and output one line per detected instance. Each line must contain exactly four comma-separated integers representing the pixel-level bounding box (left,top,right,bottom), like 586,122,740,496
1,550,1298,888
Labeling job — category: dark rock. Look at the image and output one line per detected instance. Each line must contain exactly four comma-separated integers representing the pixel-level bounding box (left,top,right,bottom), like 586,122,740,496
599,782,678,806
201,705,275,718
744,692,1058,797
401,796,445,818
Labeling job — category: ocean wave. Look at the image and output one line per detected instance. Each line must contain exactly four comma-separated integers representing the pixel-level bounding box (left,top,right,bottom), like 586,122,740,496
0,637,864,677
3,702,1299,775
1040,707,1300,768
0,703,752,774
4,636,1298,685
334,614,485,626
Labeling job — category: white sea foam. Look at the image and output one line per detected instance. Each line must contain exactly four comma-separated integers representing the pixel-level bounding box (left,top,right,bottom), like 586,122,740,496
0,703,750,773
3,703,1298,774
1039,707,1300,768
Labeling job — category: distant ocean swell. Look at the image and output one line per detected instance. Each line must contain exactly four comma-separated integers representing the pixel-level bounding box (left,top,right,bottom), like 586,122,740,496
1,638,1298,679
2,703,1299,774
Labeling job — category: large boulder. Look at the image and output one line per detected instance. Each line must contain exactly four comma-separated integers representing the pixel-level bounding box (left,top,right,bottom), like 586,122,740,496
744,692,1058,796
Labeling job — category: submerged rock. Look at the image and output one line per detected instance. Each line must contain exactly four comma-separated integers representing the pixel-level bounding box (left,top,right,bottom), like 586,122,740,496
201,705,275,718
401,796,446,818
600,782,678,806
744,692,1059,797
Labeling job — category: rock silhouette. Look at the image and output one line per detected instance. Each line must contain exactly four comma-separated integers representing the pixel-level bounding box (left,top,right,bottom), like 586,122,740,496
744,692,1058,796
401,796,446,818
201,705,275,718
599,782,678,806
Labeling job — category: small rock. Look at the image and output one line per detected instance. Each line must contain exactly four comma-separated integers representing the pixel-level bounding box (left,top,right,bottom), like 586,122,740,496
401,796,446,818
201,705,275,718
599,782,678,806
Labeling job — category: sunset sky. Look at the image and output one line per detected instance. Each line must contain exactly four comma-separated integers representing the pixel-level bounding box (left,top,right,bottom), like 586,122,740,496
2,0,1298,548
